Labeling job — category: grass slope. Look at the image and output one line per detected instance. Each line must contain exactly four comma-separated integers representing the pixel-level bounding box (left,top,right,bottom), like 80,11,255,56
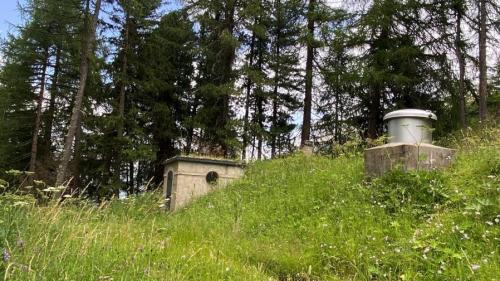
1,128,499,280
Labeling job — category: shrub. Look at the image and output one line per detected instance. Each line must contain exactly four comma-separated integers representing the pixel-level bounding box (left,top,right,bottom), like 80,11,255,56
368,170,449,216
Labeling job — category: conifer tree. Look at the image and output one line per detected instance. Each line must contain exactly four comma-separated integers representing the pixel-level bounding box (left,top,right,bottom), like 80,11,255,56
187,0,241,157
107,0,161,189
56,0,102,186
136,10,195,184
268,0,302,157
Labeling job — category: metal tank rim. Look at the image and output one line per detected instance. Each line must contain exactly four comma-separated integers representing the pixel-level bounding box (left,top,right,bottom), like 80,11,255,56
383,109,437,121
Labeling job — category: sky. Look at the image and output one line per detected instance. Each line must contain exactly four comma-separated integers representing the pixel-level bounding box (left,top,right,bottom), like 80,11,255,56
0,0,25,38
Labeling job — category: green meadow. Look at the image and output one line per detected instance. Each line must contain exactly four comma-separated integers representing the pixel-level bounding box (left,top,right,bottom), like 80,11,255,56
1,127,499,281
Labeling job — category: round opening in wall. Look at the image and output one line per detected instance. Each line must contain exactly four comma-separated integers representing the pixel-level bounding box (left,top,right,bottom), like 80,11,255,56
206,171,219,184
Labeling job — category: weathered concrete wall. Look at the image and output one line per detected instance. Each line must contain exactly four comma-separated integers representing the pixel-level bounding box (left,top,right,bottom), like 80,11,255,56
364,143,455,178
163,160,244,210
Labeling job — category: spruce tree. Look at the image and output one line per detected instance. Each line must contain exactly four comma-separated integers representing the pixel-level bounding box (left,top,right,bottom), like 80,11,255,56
268,0,302,157
136,10,195,184
187,0,241,157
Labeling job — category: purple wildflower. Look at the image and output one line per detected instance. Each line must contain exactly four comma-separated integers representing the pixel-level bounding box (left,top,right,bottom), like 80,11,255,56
2,248,10,262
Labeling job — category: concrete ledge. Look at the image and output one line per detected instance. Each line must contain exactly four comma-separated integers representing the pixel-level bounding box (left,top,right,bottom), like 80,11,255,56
364,143,456,178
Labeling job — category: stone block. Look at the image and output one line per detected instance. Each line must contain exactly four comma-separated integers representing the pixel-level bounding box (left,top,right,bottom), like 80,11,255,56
364,143,455,178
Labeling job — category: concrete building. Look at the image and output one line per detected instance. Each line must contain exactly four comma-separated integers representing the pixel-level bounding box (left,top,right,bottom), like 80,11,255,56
163,156,244,210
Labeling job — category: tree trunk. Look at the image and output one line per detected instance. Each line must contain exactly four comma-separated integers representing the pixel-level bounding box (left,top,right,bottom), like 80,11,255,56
334,91,340,142
113,13,130,183
153,138,174,186
185,96,198,154
43,47,61,153
128,161,134,194
367,89,381,139
256,94,263,160
454,8,467,128
28,47,50,174
271,94,278,158
56,0,101,186
478,0,488,121
271,14,281,158
250,134,256,159
70,113,83,192
242,30,256,161
301,0,315,146
256,38,264,160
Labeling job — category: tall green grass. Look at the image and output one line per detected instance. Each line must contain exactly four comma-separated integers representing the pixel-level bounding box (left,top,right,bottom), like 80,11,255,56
1,126,499,280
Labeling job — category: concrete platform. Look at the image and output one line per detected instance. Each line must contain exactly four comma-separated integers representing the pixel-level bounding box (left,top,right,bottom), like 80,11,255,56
364,143,455,178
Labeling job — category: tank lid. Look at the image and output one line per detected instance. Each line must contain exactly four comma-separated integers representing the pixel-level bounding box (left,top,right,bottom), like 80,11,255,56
383,109,437,121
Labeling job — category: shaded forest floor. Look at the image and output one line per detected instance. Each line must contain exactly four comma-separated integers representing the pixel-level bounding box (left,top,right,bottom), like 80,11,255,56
1,126,499,280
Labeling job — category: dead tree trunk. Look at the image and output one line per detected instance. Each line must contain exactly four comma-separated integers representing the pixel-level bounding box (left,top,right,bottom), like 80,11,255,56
56,0,101,186
28,47,50,174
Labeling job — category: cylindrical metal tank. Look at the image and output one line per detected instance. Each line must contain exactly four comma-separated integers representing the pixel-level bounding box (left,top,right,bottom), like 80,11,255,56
383,109,437,144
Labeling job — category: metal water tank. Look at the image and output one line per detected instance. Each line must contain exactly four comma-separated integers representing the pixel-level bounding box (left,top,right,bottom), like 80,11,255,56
383,109,437,144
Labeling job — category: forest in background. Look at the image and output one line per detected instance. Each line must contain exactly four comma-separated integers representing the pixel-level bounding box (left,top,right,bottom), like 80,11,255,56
0,0,499,197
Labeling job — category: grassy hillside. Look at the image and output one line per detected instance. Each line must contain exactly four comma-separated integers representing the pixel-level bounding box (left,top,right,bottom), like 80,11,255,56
1,127,499,281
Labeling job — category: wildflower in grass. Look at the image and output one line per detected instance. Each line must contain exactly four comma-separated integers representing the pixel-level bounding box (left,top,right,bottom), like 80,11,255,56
2,248,10,262
13,201,29,207
471,264,480,271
